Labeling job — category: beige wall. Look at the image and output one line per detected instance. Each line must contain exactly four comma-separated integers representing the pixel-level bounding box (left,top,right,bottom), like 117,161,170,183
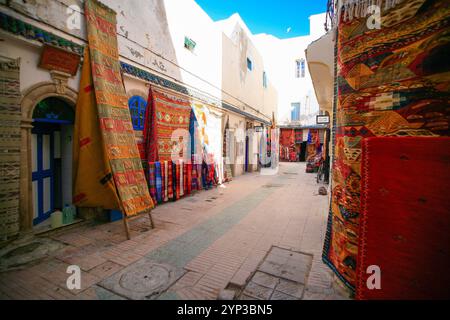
218,15,277,122
306,31,334,115
253,13,327,127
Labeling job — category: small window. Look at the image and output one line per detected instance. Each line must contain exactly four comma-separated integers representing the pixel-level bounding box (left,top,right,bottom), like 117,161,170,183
184,36,196,52
128,96,147,131
291,102,300,121
247,57,253,71
295,59,305,78
263,71,267,88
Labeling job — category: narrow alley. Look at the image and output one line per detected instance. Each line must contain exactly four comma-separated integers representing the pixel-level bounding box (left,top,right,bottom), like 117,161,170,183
0,163,347,300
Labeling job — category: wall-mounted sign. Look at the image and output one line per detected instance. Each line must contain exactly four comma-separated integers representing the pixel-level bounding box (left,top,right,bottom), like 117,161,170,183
39,45,81,76
316,115,330,124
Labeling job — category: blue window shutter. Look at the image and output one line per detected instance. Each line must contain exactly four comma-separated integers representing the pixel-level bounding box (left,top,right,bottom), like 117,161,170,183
128,96,147,131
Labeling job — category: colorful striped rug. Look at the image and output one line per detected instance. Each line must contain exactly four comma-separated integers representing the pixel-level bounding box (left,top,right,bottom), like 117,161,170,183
323,0,450,291
83,0,153,216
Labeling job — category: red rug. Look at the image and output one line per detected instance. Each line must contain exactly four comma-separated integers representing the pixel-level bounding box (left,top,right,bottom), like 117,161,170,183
356,137,450,300
143,87,192,162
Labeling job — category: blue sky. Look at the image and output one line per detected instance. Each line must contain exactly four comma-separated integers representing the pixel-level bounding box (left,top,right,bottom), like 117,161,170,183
194,0,328,39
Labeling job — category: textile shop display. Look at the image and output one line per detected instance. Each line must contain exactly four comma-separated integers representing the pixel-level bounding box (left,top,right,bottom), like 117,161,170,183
73,48,120,210
147,162,157,204
356,137,450,299
80,0,153,216
279,129,296,162
173,160,180,200
324,0,450,291
155,162,163,203
192,102,224,182
167,160,174,200
0,59,21,238
144,87,192,162
295,129,303,144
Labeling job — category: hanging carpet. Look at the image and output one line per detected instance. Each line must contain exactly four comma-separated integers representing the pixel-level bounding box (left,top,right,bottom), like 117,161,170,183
323,0,450,291
356,137,450,299
144,87,192,163
77,0,154,216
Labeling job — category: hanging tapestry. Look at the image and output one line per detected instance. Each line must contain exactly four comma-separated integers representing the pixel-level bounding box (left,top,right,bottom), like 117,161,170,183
162,160,168,202
155,162,163,203
192,102,223,183
73,48,121,210
324,0,450,291
186,163,192,195
147,162,157,204
279,129,295,161
356,137,450,299
144,87,192,162
295,129,303,143
83,0,154,216
167,160,174,200
0,59,21,238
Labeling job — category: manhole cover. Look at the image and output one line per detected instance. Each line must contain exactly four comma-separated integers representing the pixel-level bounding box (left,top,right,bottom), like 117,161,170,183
100,258,185,300
119,264,172,293
2,242,41,259
0,238,65,272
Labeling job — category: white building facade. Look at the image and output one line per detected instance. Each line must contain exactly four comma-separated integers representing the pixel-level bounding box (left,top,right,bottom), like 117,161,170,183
254,13,327,127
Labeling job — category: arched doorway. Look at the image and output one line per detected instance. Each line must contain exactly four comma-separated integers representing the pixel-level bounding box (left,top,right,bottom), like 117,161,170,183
30,97,75,226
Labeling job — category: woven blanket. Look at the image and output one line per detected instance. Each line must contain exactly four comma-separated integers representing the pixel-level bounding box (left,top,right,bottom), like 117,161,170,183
183,162,187,195
144,87,192,162
167,160,173,200
279,129,295,161
186,163,192,195
172,161,179,200
73,48,120,210
155,162,163,203
179,159,184,197
84,0,153,216
323,0,450,290
356,137,450,299
161,161,167,202
147,162,157,204
0,59,21,238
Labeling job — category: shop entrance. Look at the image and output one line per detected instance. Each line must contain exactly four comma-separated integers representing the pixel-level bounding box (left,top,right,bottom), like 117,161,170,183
31,97,74,226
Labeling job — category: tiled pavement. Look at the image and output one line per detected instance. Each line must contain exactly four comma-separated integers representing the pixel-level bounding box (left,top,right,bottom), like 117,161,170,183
0,163,351,300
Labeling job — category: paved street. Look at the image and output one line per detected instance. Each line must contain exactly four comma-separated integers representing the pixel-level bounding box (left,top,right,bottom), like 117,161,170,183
0,163,349,300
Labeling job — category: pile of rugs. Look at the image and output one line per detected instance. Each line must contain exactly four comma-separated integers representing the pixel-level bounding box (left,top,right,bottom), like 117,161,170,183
147,159,219,205
141,86,223,208
323,0,450,299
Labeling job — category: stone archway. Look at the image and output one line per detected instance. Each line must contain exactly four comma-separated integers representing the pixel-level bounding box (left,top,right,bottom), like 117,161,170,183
19,80,77,232
126,89,148,101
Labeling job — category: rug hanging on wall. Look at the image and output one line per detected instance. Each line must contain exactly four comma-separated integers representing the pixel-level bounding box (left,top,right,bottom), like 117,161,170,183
323,0,450,291
356,137,450,299
144,86,192,162
0,59,21,239
80,0,154,216
279,128,295,161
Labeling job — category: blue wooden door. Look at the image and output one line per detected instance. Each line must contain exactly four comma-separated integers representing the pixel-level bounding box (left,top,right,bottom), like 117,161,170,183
31,124,57,225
